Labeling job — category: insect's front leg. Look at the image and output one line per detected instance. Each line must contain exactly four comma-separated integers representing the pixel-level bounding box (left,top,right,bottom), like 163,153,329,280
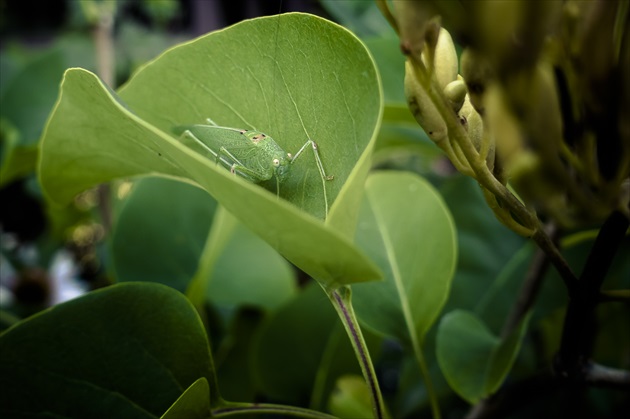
290,139,334,216
291,140,334,181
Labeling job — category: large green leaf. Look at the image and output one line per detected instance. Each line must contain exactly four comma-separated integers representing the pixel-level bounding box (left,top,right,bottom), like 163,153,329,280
0,282,218,418
439,176,525,312
436,309,531,404
352,171,457,345
39,13,382,287
112,176,217,292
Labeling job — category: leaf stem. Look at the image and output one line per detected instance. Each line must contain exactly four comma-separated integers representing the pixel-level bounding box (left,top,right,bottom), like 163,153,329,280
213,402,337,418
413,345,441,419
323,285,388,419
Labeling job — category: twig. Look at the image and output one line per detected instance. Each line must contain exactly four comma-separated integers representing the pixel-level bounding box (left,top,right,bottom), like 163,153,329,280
468,224,556,418
555,210,630,380
598,289,630,303
501,223,557,339
465,368,557,419
582,361,630,388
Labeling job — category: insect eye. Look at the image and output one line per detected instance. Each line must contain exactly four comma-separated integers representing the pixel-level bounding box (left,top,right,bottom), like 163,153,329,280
273,158,280,166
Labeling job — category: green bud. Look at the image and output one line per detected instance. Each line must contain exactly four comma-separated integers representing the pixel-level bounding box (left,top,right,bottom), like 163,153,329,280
404,60,448,144
425,28,458,90
474,1,562,75
570,0,619,82
459,96,482,149
444,79,467,113
485,68,569,217
393,0,439,63
508,64,564,168
508,151,564,209
459,94,495,171
484,84,524,171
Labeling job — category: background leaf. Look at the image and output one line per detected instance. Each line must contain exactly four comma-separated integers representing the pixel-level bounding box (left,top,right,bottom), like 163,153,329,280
319,0,395,38
160,378,212,419
327,375,373,419
0,48,67,145
200,208,297,311
112,176,217,292
439,176,525,312
352,171,457,345
436,309,531,404
0,282,218,418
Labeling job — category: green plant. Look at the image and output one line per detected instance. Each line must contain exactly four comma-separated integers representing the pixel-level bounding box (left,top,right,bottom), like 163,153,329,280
1,1,628,418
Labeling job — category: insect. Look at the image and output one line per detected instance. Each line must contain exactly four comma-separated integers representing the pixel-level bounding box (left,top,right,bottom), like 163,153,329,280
173,118,334,215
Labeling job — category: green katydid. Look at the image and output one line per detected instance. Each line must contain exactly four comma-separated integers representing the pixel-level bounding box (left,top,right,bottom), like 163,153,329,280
173,118,334,215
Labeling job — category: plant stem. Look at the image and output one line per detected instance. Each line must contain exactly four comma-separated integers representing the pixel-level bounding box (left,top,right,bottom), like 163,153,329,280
556,210,630,379
213,402,337,418
530,225,578,298
409,59,580,297
581,362,630,388
413,344,441,419
323,285,388,419
598,289,630,302
501,223,557,339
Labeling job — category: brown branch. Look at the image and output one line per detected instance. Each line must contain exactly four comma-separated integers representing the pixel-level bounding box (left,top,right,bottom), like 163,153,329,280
501,223,557,339
582,361,630,388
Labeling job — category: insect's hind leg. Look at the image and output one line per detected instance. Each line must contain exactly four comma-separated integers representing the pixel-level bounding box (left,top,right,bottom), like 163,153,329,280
180,129,218,160
217,146,270,183
181,130,241,170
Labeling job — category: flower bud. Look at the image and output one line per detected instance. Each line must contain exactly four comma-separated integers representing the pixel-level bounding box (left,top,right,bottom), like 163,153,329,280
444,79,467,113
459,94,495,171
393,0,438,62
404,60,447,143
426,28,458,90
